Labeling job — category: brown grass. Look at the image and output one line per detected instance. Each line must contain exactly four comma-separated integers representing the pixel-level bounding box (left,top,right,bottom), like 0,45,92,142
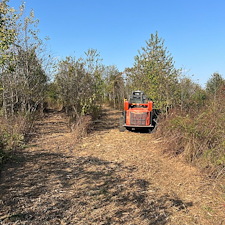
0,107,224,224
158,102,225,180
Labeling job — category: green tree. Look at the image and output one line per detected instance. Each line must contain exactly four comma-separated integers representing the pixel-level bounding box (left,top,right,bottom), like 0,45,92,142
179,77,206,112
55,50,104,119
0,0,17,65
206,73,225,96
103,65,124,108
84,48,104,103
129,32,180,110
0,2,48,166
1,2,48,117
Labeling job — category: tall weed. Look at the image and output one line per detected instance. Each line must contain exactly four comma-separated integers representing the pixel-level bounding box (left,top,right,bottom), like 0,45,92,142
159,94,225,178
0,114,34,167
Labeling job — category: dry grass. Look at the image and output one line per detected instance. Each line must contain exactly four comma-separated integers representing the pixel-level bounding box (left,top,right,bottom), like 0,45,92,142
69,115,93,143
0,114,35,167
0,107,224,224
158,104,225,180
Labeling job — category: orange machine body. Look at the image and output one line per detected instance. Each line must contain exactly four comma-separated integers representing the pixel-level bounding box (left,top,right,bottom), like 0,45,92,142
123,101,154,128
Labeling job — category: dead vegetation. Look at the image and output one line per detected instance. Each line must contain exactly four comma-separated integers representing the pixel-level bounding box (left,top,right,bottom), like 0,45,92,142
0,107,224,224
157,88,225,180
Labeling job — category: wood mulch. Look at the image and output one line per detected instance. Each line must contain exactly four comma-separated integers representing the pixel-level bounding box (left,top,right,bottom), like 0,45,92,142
0,107,224,224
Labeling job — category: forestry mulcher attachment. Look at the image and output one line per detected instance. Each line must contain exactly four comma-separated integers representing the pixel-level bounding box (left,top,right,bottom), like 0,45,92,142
119,91,157,132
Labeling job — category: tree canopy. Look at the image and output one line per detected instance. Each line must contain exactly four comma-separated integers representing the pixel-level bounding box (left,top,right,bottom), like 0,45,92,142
127,32,180,109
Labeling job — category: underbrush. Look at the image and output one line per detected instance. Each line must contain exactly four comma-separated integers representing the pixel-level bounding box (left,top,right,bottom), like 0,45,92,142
159,99,225,179
70,115,93,142
68,105,102,142
0,114,35,168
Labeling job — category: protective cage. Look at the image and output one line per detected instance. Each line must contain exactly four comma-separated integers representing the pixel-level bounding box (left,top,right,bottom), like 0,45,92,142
130,112,148,126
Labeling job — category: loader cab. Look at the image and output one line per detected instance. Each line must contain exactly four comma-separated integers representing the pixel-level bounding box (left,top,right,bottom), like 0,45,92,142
129,91,148,105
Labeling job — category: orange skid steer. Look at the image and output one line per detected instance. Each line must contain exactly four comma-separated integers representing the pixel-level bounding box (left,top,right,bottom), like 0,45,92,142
119,91,157,132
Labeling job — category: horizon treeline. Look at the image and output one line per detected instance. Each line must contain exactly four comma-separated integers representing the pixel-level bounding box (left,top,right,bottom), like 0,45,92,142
0,1,224,178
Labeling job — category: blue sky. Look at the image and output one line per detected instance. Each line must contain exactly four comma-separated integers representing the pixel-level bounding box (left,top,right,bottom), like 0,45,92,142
9,0,225,86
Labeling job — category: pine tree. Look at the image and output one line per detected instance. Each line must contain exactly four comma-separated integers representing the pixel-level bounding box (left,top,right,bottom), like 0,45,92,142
129,32,180,110
206,73,225,96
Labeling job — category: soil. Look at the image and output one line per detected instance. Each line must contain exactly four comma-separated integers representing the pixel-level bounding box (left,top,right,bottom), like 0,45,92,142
0,107,224,225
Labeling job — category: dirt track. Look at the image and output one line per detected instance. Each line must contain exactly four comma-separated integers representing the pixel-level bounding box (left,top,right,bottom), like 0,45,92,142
0,107,224,224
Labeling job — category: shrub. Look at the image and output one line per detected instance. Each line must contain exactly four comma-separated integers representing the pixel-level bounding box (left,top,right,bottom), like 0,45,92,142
159,92,225,178
0,114,34,168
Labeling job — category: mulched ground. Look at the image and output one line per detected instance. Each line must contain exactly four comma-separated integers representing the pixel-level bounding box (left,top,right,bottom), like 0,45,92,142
0,108,224,225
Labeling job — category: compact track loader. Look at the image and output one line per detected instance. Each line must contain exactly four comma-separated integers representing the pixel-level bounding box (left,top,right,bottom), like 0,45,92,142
119,91,157,132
